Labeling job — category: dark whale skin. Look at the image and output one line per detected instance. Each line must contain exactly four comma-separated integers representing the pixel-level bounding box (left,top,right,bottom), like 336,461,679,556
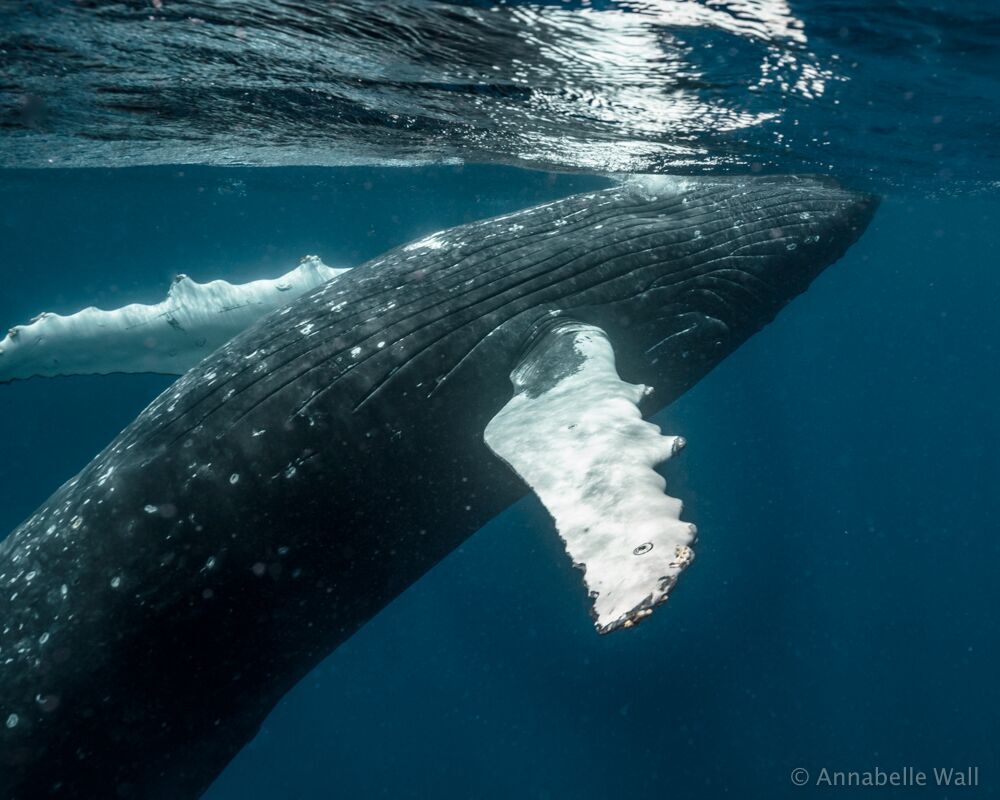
0,177,876,798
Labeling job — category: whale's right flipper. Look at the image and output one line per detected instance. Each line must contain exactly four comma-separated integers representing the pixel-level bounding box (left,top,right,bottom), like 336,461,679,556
484,321,697,634
0,255,349,383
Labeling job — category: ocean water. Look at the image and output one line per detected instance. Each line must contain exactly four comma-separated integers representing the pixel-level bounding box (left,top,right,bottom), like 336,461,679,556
1,2,998,799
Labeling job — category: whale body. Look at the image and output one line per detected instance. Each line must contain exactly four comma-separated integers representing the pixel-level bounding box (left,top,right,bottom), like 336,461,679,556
0,176,876,799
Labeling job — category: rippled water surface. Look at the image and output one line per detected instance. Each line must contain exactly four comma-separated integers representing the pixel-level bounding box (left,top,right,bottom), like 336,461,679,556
3,0,997,189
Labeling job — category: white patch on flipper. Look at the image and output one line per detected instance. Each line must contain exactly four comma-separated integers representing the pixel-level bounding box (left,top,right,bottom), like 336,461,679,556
0,255,349,382
484,322,696,634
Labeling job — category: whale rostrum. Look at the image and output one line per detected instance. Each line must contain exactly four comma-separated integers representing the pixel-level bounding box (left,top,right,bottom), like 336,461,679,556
0,175,877,799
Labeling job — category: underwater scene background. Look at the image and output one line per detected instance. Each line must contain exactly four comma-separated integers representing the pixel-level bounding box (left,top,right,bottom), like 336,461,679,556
1,165,997,797
2,0,999,796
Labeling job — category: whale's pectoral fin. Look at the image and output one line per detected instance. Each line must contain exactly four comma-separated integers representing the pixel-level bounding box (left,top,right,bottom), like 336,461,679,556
484,320,697,635
0,256,349,383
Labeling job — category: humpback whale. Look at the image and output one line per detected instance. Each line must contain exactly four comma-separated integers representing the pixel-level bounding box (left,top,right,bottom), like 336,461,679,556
0,175,876,799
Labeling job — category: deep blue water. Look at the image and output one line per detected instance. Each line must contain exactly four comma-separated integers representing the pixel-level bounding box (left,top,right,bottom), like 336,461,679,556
1,166,997,797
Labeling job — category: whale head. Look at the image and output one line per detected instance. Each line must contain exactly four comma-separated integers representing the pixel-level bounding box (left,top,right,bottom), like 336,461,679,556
551,175,878,400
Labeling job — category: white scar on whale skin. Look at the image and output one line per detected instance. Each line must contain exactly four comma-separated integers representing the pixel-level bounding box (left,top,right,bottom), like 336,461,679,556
0,255,349,382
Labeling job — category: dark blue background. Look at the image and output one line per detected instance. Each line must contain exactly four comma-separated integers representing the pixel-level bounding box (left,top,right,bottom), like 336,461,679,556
1,167,996,798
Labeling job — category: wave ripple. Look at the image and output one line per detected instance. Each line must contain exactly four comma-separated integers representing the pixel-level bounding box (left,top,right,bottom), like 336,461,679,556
1,1,997,188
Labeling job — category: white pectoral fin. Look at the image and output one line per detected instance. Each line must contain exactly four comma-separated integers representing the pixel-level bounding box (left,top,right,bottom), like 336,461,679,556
484,321,696,634
0,255,349,383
